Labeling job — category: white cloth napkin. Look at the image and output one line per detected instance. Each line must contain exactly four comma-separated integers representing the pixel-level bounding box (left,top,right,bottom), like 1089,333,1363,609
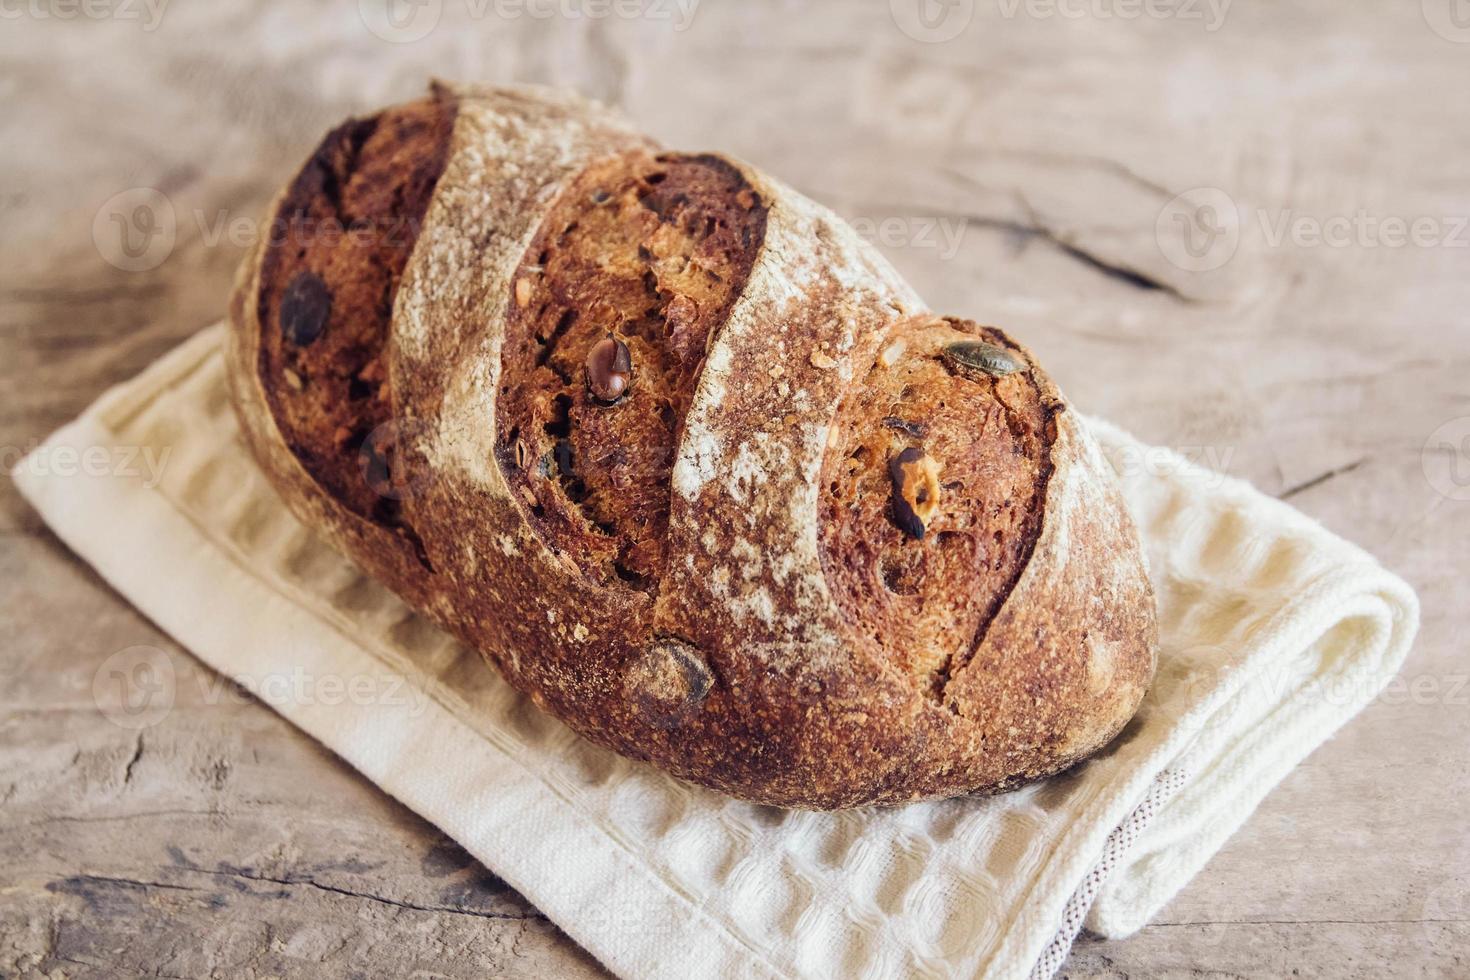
12,324,1419,980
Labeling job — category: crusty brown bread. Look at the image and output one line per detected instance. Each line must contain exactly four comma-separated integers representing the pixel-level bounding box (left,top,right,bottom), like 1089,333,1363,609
256,92,455,541
227,83,1157,809
497,148,767,588
819,316,1055,698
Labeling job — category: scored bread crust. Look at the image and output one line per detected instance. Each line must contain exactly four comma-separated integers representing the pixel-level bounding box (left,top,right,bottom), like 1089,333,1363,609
227,83,1157,809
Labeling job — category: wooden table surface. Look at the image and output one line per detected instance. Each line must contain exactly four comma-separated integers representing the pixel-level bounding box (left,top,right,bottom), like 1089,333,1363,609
3,2,1466,977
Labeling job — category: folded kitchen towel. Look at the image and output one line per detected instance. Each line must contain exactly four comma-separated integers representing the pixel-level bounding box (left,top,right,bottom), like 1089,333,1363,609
11,323,1419,980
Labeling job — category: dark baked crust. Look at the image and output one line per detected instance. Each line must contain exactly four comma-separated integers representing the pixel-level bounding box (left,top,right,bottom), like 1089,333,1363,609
819,316,1057,700
255,91,456,544
228,84,1158,809
495,149,767,588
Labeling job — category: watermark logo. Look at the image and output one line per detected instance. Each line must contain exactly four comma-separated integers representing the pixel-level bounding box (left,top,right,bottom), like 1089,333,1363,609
359,417,435,503
1155,186,1240,273
93,645,176,730
93,187,176,273
359,0,443,43
890,0,974,42
1423,416,1470,502
1422,0,1470,42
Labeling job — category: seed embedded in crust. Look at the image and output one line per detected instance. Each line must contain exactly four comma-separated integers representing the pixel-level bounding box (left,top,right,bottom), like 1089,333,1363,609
663,294,701,359
514,277,534,308
809,348,838,370
280,270,332,346
623,638,714,727
881,416,927,438
586,335,633,403
942,339,1022,377
889,447,942,540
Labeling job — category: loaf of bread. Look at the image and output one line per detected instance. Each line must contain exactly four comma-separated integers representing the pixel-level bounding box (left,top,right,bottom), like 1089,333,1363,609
226,83,1157,809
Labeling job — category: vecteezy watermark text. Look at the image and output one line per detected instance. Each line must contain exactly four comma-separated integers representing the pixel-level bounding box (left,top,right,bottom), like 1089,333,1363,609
113,202,977,276
846,215,970,261
359,0,700,43
4,442,171,489
1156,187,1470,272
1103,440,1236,489
93,646,433,729
1257,210,1470,250
995,0,1231,31
93,189,438,273
889,0,1229,42
0,0,169,30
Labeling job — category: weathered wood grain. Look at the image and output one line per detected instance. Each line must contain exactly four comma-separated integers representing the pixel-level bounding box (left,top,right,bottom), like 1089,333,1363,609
2,1,1467,976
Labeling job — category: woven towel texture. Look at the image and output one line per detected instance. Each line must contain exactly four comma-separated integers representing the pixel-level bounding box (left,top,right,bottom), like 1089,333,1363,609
11,324,1418,980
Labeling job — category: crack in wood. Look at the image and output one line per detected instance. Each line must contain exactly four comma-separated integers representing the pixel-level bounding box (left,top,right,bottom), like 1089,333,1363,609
43,865,543,924
1015,192,1193,302
122,732,146,786
187,865,541,922
13,808,226,830
849,197,1195,302
1278,458,1368,501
